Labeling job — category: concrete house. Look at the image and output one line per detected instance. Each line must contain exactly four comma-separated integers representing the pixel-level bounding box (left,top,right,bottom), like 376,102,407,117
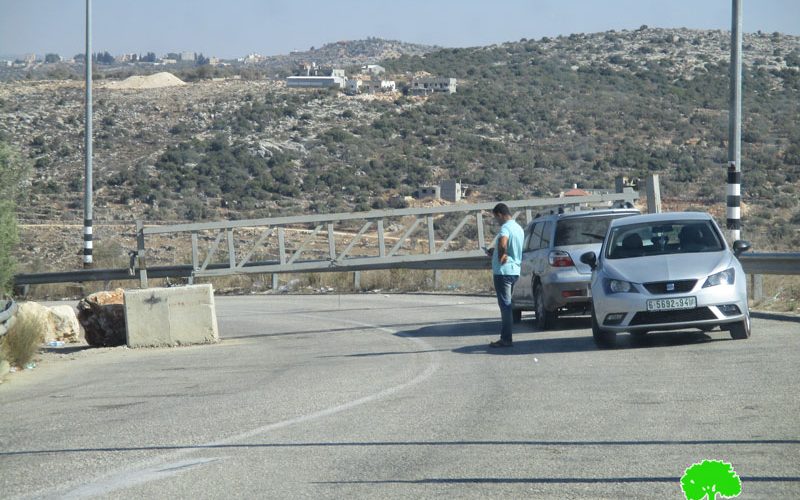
410,77,457,95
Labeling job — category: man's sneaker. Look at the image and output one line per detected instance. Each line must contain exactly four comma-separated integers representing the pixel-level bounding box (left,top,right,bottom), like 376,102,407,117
489,339,513,348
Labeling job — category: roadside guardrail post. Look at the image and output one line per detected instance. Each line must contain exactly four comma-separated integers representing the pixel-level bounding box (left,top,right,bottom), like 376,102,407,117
646,174,662,214
136,220,149,289
750,274,764,302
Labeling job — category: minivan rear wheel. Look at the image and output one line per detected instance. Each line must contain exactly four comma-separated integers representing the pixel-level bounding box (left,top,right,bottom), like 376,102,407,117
534,282,555,330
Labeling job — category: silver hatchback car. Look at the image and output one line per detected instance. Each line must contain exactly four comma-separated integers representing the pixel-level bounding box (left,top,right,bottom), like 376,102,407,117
511,208,640,329
580,212,752,348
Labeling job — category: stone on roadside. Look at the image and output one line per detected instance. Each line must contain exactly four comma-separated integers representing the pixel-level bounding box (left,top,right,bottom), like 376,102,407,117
77,289,126,347
49,305,81,343
16,302,55,342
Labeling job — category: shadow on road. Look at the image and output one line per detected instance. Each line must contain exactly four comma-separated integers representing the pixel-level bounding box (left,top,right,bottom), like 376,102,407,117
396,315,724,354
4,438,799,457
393,319,498,338
317,475,800,485
752,311,800,324
40,345,94,355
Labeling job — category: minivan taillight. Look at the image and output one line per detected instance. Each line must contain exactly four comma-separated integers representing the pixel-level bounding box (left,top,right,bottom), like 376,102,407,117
549,250,575,267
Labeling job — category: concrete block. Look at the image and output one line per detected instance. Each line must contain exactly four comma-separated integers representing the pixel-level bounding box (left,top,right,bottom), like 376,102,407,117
124,284,219,348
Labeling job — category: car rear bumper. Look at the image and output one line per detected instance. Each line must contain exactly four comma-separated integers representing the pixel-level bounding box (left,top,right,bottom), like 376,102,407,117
542,273,592,310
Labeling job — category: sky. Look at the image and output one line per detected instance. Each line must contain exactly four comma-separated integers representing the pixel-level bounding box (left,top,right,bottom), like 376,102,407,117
1,0,799,60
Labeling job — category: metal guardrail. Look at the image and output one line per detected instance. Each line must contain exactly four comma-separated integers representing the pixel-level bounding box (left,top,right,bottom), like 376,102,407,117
13,252,800,287
0,300,18,338
12,192,800,290
739,253,800,275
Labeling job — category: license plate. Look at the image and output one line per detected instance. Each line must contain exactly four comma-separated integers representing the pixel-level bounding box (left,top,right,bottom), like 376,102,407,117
646,296,697,311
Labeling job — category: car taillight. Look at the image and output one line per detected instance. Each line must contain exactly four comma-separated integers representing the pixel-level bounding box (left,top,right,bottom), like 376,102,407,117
549,250,575,267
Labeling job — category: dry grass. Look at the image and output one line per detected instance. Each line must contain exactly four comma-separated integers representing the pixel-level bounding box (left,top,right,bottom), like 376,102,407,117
0,314,43,367
750,275,800,314
16,267,799,316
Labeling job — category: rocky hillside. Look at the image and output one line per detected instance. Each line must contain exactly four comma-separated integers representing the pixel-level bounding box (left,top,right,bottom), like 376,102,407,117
2,28,799,272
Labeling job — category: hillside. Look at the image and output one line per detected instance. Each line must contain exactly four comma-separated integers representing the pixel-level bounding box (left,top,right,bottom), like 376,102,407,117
1,28,799,273
261,38,439,74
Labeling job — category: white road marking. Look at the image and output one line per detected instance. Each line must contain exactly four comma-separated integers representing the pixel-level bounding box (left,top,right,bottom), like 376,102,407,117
34,310,440,499
60,458,222,499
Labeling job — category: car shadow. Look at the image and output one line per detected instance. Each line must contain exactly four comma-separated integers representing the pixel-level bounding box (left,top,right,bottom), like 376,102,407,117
751,311,800,324
532,315,590,331
451,329,721,355
395,314,729,355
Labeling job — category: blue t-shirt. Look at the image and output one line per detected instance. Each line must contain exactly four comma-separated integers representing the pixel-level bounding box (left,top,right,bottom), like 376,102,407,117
492,219,524,275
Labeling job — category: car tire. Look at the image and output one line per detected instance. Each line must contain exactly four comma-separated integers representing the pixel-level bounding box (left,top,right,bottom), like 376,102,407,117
729,314,751,340
512,308,522,324
591,307,617,349
533,282,555,330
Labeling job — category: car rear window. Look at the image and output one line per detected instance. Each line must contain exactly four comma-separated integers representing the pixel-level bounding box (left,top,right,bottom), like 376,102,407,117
554,215,626,246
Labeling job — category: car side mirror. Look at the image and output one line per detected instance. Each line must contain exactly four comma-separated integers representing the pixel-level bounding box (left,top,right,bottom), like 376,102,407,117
580,251,597,270
732,240,751,257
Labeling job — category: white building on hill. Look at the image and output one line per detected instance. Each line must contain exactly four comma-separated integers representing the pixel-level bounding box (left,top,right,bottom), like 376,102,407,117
287,75,346,89
410,77,457,95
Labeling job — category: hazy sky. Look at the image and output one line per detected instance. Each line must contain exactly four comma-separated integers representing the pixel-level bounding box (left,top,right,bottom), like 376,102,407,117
1,0,799,59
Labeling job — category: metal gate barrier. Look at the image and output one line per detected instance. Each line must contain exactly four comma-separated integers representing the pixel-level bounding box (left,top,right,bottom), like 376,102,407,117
135,192,638,288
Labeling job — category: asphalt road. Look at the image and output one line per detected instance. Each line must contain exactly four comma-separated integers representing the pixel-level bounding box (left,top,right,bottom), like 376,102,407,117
1,294,798,499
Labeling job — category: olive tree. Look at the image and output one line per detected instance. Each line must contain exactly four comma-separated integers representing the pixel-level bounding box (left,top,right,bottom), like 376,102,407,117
0,141,30,296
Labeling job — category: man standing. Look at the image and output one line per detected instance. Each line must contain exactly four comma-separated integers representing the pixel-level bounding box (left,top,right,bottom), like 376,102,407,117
487,203,524,348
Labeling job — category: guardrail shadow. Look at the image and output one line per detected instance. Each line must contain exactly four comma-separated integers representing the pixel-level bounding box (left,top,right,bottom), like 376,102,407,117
751,311,800,324
394,318,500,338
4,438,798,457
41,345,94,355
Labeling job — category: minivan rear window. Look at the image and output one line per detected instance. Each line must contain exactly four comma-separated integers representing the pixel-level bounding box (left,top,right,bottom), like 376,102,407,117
554,215,626,246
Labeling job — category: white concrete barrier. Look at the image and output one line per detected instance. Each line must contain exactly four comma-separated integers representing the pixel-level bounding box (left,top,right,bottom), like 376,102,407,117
124,284,219,348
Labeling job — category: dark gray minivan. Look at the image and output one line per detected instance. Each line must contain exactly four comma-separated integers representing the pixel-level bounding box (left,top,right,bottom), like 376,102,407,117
511,208,640,329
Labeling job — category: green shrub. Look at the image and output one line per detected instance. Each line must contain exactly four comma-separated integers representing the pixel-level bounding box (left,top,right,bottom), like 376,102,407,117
0,141,30,296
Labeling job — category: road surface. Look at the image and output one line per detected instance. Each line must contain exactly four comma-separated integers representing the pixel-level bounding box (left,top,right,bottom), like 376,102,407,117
1,294,798,499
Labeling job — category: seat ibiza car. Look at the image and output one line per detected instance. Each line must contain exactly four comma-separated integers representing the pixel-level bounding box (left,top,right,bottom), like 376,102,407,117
511,208,639,329
580,212,751,348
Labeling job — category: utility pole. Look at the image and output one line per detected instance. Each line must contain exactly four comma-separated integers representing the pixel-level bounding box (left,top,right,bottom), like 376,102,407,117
84,0,93,267
727,0,743,242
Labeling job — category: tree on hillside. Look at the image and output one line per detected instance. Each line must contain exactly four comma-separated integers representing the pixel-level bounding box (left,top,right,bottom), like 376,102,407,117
0,141,30,297
93,51,114,64
44,53,61,63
